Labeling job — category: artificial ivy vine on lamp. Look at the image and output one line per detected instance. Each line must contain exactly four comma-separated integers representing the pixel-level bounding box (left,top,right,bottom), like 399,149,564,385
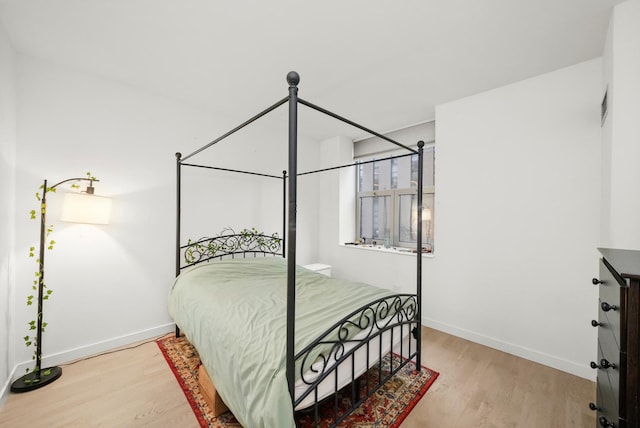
11,172,112,393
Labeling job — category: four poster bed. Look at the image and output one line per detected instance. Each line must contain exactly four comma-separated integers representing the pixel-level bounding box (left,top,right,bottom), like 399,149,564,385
169,71,425,427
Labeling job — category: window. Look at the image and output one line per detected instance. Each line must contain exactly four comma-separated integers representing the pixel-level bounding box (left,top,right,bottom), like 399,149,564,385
356,145,435,251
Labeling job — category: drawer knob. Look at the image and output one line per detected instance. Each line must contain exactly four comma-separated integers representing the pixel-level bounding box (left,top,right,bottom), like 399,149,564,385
600,358,617,369
591,320,602,327
599,416,616,427
601,302,618,312
589,402,601,411
590,361,601,369
592,278,604,285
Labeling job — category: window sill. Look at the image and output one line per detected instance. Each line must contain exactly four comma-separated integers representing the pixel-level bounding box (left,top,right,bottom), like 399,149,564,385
341,243,435,258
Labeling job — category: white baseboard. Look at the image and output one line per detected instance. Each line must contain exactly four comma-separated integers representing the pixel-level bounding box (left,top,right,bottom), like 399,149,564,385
0,364,18,408
421,317,596,381
2,317,593,406
7,323,175,390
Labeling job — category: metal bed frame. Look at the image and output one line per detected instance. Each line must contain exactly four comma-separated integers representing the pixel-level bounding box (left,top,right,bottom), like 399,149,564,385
174,71,425,427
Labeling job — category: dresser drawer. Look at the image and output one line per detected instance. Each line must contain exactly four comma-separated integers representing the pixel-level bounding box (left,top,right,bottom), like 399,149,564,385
599,259,623,347
597,338,621,417
599,299,622,351
597,379,620,428
600,259,623,306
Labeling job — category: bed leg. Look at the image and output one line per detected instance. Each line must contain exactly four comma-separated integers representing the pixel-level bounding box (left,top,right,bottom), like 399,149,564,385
198,364,230,417
354,377,362,402
175,325,181,338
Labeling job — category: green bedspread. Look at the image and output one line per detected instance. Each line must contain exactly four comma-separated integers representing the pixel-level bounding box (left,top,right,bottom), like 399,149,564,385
168,257,395,428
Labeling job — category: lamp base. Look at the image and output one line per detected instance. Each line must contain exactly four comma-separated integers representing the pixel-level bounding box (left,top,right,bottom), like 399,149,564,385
10,366,62,393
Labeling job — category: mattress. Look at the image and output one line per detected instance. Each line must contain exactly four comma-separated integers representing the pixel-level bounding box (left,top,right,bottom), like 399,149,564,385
168,257,415,428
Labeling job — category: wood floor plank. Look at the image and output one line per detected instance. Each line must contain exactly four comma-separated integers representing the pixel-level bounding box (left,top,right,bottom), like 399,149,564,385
400,328,595,428
0,337,198,428
0,327,596,427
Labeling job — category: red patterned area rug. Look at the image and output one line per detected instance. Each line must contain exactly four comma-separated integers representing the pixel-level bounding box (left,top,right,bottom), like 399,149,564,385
157,335,438,427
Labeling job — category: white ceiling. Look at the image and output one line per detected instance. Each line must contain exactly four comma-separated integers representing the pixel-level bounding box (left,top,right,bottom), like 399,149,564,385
0,0,624,140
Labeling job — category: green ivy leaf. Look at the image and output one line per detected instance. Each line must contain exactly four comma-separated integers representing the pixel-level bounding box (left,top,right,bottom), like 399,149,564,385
43,295,49,300
46,289,53,295
43,369,51,376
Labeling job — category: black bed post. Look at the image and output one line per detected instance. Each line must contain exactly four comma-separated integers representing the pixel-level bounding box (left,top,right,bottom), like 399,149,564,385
286,71,300,403
175,152,182,338
416,141,424,369
282,170,287,258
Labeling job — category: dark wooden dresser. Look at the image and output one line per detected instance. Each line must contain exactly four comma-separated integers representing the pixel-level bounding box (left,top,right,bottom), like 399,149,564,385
590,248,640,427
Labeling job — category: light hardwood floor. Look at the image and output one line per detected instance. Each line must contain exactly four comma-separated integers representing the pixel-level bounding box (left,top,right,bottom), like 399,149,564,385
0,327,595,427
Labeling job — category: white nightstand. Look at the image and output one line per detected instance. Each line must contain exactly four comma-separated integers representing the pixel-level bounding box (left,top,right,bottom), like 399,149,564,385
303,263,332,277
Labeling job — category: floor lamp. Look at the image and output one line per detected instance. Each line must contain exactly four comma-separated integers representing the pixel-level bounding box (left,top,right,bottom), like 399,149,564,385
10,176,111,393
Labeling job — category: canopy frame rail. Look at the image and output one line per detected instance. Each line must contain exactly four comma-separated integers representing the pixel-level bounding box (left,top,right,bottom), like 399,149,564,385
181,96,289,162
180,162,285,180
298,151,415,177
298,98,418,155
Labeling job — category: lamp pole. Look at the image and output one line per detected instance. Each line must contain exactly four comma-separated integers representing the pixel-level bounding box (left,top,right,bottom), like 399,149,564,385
11,177,98,393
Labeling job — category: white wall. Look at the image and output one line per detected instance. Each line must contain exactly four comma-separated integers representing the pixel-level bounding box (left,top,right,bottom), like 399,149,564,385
601,0,640,250
432,58,602,379
319,59,603,379
0,23,17,402
11,55,319,377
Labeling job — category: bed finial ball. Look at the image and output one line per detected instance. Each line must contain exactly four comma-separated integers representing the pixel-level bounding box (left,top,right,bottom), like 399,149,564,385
417,140,425,148
287,71,300,87
175,152,182,160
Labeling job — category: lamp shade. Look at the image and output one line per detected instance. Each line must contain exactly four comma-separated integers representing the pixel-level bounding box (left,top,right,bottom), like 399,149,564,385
61,193,112,225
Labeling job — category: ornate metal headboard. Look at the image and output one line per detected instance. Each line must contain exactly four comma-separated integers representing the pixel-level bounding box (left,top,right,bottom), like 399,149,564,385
180,227,283,270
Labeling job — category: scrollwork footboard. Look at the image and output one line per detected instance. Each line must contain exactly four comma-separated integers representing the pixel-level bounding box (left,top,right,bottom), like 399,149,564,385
294,294,420,425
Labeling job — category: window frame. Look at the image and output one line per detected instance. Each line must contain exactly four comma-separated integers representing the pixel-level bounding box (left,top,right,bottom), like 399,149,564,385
356,187,434,249
355,143,435,251
395,187,435,249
